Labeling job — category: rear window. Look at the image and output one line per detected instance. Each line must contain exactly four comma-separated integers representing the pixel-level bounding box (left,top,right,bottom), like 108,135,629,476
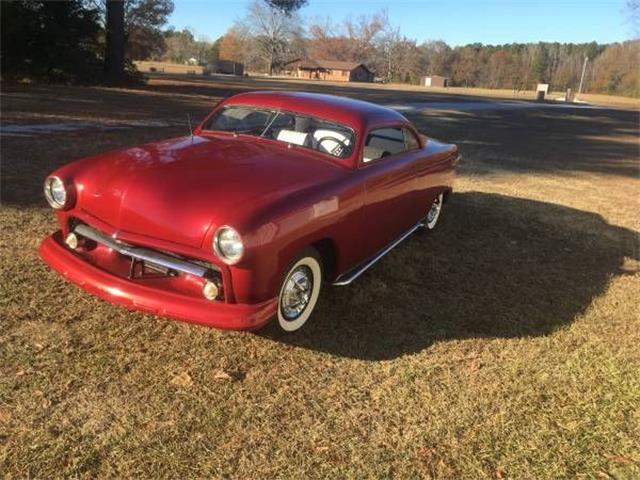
363,127,421,163
202,106,355,159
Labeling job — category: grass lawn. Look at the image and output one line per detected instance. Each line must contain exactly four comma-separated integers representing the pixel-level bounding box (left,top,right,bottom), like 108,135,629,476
1,76,639,478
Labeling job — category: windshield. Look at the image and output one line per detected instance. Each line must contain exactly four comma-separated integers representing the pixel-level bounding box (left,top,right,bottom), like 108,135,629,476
202,105,355,159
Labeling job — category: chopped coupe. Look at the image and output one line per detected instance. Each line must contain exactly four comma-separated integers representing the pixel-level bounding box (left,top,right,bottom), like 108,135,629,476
39,92,459,331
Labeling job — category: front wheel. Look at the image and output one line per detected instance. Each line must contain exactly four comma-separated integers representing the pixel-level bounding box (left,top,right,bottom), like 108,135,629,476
422,193,444,230
276,249,323,332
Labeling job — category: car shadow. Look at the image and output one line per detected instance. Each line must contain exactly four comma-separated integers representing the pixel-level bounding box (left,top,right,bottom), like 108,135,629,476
259,192,639,360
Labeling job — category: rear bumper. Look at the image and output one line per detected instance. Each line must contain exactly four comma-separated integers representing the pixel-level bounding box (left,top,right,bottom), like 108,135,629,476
38,234,277,330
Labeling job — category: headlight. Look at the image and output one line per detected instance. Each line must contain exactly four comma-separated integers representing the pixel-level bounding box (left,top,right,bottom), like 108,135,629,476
44,176,68,209
213,226,244,264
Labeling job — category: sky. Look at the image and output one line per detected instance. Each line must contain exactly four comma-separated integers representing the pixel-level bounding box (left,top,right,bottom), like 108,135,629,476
168,0,632,46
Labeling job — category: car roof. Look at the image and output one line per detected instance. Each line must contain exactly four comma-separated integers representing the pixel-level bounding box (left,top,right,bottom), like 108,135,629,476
221,91,409,132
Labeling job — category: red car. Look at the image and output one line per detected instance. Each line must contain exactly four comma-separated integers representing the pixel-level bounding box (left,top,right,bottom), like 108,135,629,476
39,92,459,332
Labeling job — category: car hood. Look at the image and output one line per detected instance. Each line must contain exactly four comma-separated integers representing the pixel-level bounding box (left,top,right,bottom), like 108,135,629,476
71,135,344,248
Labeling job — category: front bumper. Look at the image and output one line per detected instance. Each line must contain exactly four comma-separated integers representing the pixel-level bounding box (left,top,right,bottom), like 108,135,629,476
38,233,277,330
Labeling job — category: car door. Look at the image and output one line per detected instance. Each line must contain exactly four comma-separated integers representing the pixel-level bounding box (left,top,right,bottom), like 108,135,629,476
357,126,423,258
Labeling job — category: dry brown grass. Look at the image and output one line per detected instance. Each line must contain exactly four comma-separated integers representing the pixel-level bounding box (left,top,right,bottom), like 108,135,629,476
258,73,640,108
1,77,639,478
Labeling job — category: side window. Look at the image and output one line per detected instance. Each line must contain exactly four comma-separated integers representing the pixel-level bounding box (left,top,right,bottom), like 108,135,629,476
403,128,420,151
363,127,406,163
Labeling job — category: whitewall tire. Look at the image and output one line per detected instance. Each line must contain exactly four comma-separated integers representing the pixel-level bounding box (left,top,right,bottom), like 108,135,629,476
277,250,323,332
424,193,444,230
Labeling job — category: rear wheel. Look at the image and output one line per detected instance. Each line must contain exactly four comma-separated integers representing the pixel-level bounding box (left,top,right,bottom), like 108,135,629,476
276,249,323,332
423,193,444,230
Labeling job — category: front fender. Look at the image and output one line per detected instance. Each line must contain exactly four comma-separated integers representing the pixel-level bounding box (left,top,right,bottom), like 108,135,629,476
229,180,364,304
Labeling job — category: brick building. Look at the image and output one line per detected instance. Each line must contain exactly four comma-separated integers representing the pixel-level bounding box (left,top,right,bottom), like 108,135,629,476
283,59,374,83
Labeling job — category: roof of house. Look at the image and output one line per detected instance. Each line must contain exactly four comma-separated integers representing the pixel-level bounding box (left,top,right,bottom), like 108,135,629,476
285,58,372,73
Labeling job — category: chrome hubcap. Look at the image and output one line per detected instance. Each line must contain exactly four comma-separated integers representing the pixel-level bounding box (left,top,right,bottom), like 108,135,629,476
427,196,441,224
281,266,313,320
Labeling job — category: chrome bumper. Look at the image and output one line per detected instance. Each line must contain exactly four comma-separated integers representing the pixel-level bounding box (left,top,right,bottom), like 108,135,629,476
73,224,212,278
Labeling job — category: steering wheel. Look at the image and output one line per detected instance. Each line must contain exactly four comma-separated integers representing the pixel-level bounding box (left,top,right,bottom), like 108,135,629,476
316,136,351,157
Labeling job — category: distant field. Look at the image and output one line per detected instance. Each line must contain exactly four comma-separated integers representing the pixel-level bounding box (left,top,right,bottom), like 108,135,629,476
250,72,640,108
1,76,639,478
138,72,640,112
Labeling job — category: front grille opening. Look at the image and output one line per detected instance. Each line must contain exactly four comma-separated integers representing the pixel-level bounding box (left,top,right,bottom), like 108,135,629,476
66,218,225,300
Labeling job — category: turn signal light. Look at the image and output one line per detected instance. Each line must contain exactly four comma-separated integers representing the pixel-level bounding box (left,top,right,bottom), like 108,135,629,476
65,232,79,250
202,280,220,301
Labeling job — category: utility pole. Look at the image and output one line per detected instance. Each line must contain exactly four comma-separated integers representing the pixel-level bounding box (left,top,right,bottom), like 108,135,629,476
577,56,589,99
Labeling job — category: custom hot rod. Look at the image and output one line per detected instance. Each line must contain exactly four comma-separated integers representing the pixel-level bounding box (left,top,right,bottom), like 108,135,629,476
39,92,459,332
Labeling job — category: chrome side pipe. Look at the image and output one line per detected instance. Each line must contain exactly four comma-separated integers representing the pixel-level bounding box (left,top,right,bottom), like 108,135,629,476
332,223,422,286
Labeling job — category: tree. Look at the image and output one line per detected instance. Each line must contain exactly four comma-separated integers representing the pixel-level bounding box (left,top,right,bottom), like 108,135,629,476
487,50,515,88
162,28,195,63
161,28,219,65
104,0,125,81
86,0,174,65
194,34,216,65
532,42,549,82
265,0,307,13
451,46,482,87
1,0,102,81
591,41,640,96
218,29,245,62
124,0,174,59
306,10,387,70
236,0,305,74
377,27,421,83
307,18,353,61
344,11,387,63
419,41,452,77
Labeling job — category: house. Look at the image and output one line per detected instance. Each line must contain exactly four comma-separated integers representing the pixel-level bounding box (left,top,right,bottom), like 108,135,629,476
283,59,374,83
421,75,449,88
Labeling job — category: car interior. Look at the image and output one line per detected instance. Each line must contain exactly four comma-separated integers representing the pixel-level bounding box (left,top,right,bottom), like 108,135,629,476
267,114,354,159
205,107,419,163
203,107,355,159
363,127,411,163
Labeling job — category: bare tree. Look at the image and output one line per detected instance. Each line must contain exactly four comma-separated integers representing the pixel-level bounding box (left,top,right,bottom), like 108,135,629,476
162,28,195,63
344,11,386,62
592,40,640,96
307,10,387,72
378,27,420,82
237,0,305,74
307,17,353,60
419,40,452,77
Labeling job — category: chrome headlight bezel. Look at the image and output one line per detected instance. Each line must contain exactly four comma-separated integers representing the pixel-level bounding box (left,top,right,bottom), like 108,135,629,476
44,176,68,209
213,225,244,265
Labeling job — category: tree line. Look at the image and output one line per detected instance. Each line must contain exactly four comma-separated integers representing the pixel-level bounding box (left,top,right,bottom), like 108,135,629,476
208,1,637,97
1,0,174,83
1,0,637,97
